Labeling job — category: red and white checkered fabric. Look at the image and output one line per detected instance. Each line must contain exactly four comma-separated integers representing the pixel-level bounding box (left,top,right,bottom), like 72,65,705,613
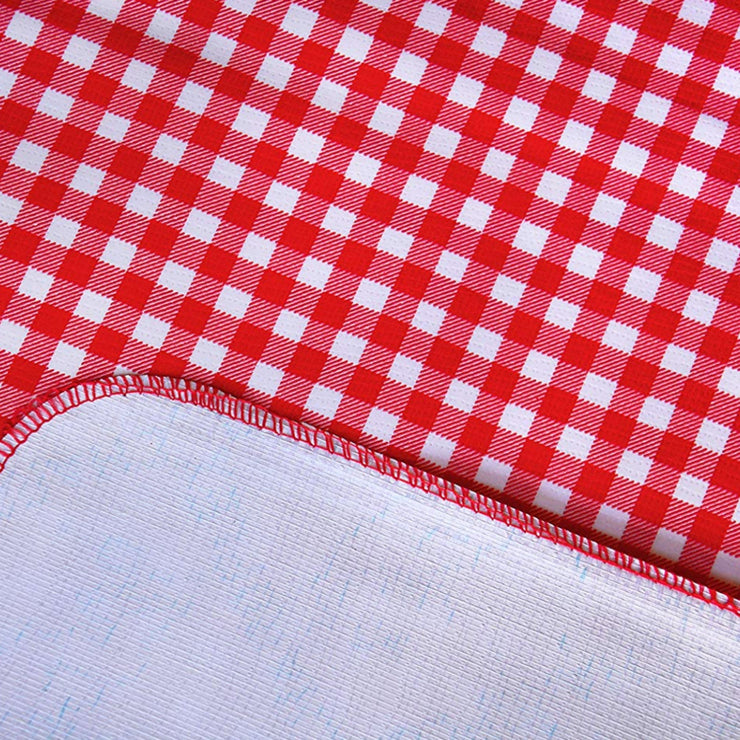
0,0,739,594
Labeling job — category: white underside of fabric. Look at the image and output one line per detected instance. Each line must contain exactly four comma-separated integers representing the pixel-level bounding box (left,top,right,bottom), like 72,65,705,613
0,393,738,738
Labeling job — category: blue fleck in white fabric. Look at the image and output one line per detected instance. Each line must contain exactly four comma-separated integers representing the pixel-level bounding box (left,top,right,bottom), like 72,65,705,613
0,393,738,738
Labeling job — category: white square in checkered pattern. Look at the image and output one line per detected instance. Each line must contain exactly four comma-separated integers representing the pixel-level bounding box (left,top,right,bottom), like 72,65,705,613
281,5,318,39
522,350,557,384
249,362,283,397
330,331,366,364
158,261,195,295
224,0,257,14
393,52,427,86
624,266,661,302
549,1,583,32
635,92,671,125
674,473,708,507
536,171,571,205
202,32,237,66
233,104,270,139
638,396,674,431
695,418,730,454
594,505,629,539
467,326,502,361
6,12,42,46
306,384,342,419
102,237,135,270
176,81,213,115
412,301,445,335
0,320,27,355
617,450,652,485
313,79,348,114
0,194,22,225
420,433,456,468
557,426,594,461
321,206,355,237
545,297,580,330
719,366,740,397
669,164,705,199
208,157,244,190
652,528,686,561
88,0,124,21
360,0,391,9
63,35,100,69
74,290,111,324
256,55,293,90
11,140,48,174
337,27,373,63
369,103,405,136
265,182,300,214
401,175,437,209
579,372,616,408
729,186,740,217
533,481,571,515
604,23,636,54
48,341,85,377
146,9,180,44
656,44,692,76
680,0,713,26
660,343,696,376
513,220,549,256
215,285,251,319
611,141,650,177
712,552,740,583
526,48,561,80
97,112,130,143
0,68,16,97
388,354,422,387
602,319,638,353
416,2,450,34
471,24,506,57
590,193,625,227
475,457,512,490
274,309,309,342
444,379,479,414
122,59,156,93
363,408,398,442
504,97,539,132
289,128,325,164
152,134,188,166
481,147,515,180
240,233,276,267
45,216,80,248
499,404,535,437
424,124,460,158
691,114,728,148
190,338,227,373
458,197,491,231
297,256,332,290
436,250,468,282
559,120,593,154
354,279,390,312
491,274,525,308
70,164,105,196
448,75,483,108
682,289,718,325
582,70,615,103
183,208,220,243
126,185,161,219
133,313,169,349
567,243,602,278
346,153,381,186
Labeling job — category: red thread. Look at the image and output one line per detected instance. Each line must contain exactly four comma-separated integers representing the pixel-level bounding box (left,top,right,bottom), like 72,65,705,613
0,374,737,616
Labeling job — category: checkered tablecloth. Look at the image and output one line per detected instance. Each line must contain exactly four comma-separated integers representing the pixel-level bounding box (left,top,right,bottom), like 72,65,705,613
0,0,739,594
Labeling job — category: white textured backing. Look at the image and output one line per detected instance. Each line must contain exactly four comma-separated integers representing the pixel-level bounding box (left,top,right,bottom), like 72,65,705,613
0,393,738,738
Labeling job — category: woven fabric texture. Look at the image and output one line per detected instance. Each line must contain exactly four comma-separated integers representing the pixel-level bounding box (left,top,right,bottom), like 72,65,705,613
0,0,739,593
1,389,738,737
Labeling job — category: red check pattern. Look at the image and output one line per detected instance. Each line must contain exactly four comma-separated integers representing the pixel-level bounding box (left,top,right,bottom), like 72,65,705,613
1,0,739,594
